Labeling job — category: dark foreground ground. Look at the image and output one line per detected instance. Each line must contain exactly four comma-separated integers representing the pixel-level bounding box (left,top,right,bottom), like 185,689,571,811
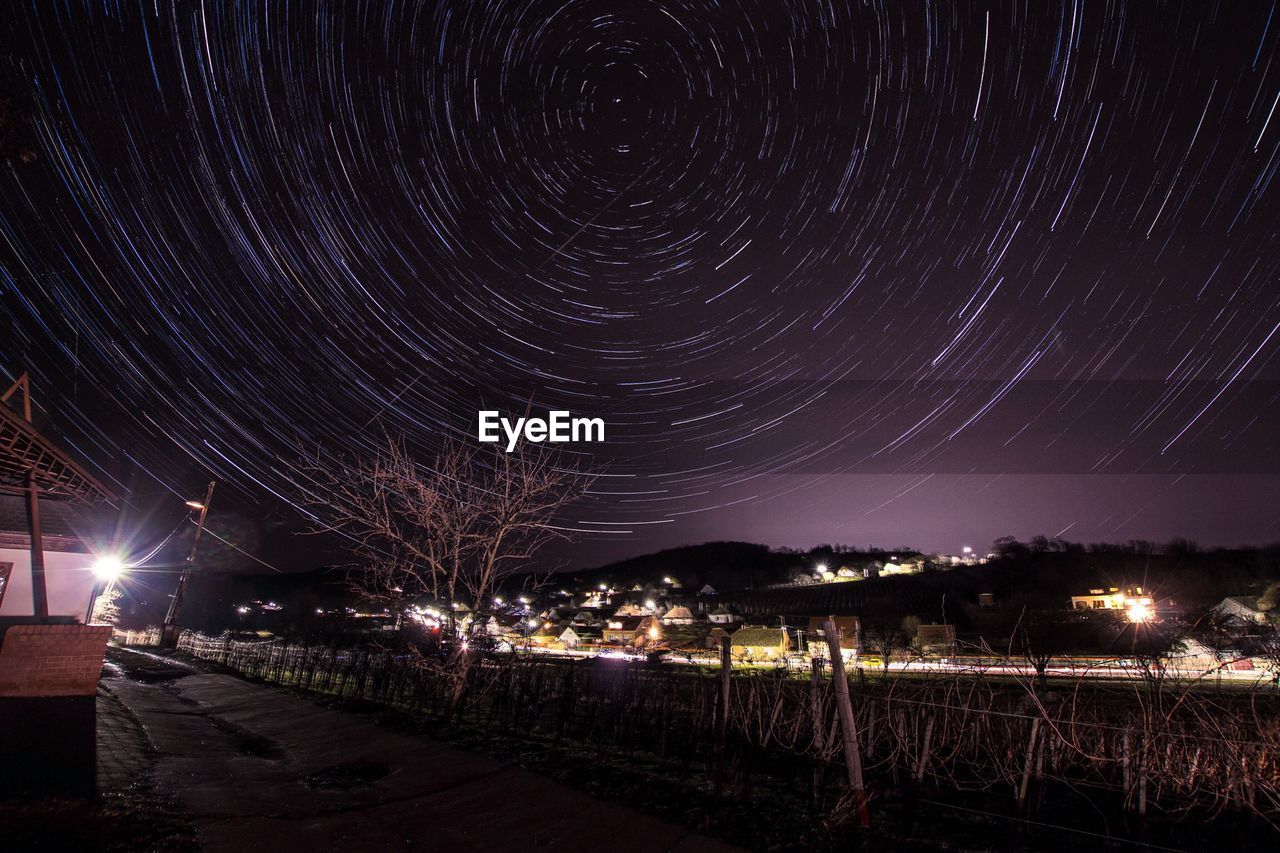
3,648,738,852
6,648,1275,852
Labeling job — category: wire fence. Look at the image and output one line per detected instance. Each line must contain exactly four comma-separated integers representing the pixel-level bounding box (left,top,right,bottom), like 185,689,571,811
174,630,1280,833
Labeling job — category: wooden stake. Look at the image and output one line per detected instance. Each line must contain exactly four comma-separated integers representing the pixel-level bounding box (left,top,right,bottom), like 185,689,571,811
823,618,870,828
714,636,731,794
1122,729,1132,800
1017,717,1040,809
810,658,826,810
914,715,934,784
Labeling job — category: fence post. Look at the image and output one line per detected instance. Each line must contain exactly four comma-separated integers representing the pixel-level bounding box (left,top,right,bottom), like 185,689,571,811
914,714,934,784
1122,728,1132,804
714,636,731,795
810,657,826,810
823,619,869,828
1017,717,1041,810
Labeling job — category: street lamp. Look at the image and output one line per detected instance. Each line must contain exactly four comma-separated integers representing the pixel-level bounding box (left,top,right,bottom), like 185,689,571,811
161,480,216,647
86,554,129,624
92,555,126,583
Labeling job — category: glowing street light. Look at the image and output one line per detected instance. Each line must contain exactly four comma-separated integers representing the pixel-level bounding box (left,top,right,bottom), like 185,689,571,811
86,554,129,624
92,555,126,582
1125,598,1154,623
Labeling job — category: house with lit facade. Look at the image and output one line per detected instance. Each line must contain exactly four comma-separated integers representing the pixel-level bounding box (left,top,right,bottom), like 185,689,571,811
1070,585,1154,621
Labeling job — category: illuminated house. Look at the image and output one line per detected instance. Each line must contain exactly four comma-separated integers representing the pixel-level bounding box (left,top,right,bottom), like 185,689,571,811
661,605,695,625
879,560,924,576
603,616,643,644
558,626,601,649
635,615,662,645
1071,585,1156,623
1070,585,1151,611
528,623,562,647
730,626,791,662
807,616,860,661
707,604,739,625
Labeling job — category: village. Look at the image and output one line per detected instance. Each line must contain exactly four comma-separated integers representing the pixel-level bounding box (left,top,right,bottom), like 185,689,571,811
144,548,1280,685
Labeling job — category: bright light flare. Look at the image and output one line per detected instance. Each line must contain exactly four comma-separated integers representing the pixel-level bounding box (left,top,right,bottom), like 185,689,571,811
92,555,126,582
1125,598,1154,623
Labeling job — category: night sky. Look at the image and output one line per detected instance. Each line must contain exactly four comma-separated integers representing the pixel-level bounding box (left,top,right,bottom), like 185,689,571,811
3,2,1280,569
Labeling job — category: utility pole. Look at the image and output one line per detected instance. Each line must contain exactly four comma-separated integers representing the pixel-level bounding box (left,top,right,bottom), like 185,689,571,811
160,480,216,647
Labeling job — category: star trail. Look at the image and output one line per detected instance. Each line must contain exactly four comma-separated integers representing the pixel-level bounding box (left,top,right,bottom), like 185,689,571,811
3,1,1280,564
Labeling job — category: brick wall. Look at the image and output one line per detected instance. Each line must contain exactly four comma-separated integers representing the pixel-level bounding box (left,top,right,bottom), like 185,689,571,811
0,624,111,697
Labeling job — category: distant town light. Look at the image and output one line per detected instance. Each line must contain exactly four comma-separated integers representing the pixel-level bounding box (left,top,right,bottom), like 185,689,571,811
816,562,828,572
494,597,503,605
962,546,973,554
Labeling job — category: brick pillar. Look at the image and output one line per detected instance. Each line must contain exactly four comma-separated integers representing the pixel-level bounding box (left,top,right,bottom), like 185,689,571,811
0,624,112,798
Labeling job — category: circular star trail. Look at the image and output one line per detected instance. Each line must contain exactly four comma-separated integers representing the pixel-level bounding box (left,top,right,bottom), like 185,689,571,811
3,2,1280,560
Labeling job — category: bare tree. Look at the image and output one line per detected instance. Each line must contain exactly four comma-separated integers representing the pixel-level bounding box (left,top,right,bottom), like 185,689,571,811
861,615,910,673
303,435,593,718
1188,609,1248,688
1248,622,1280,690
89,585,123,626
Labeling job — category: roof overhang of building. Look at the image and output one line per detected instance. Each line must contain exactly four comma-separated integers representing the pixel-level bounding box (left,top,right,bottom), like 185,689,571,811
0,404,117,506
